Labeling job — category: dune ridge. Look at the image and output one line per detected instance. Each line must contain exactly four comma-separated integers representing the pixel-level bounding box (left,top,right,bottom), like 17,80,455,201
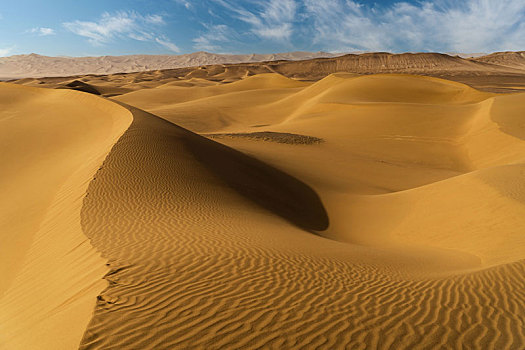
0,84,132,349
79,76,524,348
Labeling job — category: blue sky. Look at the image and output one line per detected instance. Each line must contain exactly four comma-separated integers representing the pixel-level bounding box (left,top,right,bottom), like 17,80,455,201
0,0,524,57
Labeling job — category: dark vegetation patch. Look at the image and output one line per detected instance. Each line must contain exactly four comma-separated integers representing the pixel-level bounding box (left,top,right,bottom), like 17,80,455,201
204,131,324,145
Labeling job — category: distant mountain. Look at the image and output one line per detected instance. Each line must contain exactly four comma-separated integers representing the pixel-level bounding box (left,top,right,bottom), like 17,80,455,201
0,51,342,79
264,52,523,80
3,51,525,80
445,52,488,59
470,51,525,70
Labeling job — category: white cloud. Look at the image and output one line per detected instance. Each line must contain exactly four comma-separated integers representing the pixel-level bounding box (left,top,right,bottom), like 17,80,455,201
29,27,56,36
58,1,525,55
128,32,154,42
213,0,297,41
155,36,180,52
193,0,298,52
63,11,179,52
63,12,138,45
193,24,232,51
303,0,525,53
145,14,165,25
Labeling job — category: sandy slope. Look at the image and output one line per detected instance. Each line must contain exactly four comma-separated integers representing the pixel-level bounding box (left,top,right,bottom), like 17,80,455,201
0,84,132,349
1,72,524,349
114,74,310,132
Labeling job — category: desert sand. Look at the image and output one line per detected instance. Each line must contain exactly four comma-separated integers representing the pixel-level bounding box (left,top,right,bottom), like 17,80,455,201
1,54,525,349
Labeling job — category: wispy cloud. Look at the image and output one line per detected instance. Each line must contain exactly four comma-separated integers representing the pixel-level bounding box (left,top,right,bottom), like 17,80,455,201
63,12,139,45
11,0,523,55
155,36,180,52
190,0,525,53
213,0,297,41
145,14,165,25
193,24,232,51
303,0,525,53
29,27,56,36
63,11,179,52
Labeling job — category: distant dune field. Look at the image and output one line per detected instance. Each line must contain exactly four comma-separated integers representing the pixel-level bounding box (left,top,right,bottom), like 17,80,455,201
10,51,525,94
0,51,340,80
1,54,525,349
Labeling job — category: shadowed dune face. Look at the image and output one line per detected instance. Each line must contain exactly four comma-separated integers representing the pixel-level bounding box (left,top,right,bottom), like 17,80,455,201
184,131,329,231
62,80,101,95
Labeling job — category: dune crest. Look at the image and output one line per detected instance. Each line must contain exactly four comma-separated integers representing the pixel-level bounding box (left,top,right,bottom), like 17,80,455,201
0,84,132,349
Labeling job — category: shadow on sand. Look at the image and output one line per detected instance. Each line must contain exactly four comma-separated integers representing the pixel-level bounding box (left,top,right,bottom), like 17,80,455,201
185,132,329,232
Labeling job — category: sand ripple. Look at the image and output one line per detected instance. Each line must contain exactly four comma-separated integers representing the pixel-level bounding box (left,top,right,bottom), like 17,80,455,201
79,104,524,349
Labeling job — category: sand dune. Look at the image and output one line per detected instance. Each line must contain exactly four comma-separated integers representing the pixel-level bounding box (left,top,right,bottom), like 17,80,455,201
79,96,524,349
0,84,131,349
1,69,524,349
113,73,309,132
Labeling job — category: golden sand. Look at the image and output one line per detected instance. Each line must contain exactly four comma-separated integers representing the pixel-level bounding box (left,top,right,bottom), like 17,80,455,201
1,68,524,349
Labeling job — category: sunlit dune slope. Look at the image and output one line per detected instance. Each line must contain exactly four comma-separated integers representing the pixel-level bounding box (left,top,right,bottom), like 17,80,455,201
116,73,308,107
0,83,132,349
114,73,310,132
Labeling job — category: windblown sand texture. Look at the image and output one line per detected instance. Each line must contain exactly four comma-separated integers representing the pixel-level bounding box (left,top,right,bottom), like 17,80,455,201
1,59,525,349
